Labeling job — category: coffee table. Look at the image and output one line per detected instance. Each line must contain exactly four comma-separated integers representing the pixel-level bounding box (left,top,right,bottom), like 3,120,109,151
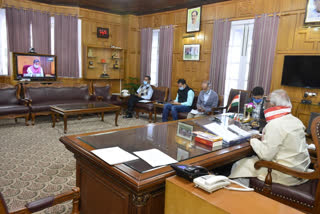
50,102,120,133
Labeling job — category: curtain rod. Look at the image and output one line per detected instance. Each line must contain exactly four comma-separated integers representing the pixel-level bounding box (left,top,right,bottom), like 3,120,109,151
229,13,280,21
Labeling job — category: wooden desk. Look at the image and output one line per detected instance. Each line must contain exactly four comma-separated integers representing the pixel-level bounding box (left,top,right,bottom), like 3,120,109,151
59,117,254,214
165,176,303,214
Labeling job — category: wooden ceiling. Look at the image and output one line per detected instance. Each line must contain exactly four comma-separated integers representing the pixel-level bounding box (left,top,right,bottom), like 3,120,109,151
31,0,229,15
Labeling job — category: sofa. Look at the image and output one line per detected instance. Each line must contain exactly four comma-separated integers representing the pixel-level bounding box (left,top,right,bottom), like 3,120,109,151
0,83,30,125
135,86,169,122
23,83,94,125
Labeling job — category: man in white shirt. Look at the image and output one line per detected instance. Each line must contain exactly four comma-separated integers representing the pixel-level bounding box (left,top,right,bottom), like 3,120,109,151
229,89,311,186
124,76,153,118
24,59,44,77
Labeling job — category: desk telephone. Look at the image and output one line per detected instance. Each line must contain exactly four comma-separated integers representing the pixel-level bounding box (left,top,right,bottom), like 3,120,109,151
194,175,254,193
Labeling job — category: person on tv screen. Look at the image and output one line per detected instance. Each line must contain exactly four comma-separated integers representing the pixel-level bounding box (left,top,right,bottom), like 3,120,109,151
25,59,44,77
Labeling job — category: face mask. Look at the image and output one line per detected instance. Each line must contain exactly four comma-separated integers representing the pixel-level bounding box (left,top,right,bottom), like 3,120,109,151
143,81,148,85
179,86,184,90
253,98,262,104
34,64,39,69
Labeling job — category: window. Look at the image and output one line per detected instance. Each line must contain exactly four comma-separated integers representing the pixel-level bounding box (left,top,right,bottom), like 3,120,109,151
0,9,8,75
150,29,160,86
224,19,254,105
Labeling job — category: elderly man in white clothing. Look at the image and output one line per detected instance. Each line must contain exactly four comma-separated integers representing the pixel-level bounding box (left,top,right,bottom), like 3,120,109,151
229,89,311,186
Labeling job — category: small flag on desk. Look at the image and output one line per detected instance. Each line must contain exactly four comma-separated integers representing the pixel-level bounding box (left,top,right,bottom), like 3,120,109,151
227,94,240,112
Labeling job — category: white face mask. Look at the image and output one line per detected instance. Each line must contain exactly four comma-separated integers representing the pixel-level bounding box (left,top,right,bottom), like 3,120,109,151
34,64,39,69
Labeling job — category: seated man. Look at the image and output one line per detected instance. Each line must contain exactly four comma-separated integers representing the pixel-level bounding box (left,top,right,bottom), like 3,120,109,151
25,59,44,77
162,79,194,122
247,86,265,120
229,89,311,186
187,80,218,118
124,76,153,118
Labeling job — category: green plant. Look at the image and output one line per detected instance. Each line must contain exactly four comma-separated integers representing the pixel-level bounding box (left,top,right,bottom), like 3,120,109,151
124,77,140,94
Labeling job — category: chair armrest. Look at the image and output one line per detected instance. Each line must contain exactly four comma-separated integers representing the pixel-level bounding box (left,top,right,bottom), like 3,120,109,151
10,187,80,214
254,160,318,180
19,99,32,106
96,96,104,101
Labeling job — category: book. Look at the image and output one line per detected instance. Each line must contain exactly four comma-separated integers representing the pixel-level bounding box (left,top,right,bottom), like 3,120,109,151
193,131,223,147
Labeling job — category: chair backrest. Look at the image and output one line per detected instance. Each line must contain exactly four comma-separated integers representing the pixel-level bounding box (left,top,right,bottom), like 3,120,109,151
0,84,20,106
218,95,224,107
311,116,320,211
150,86,169,102
0,192,8,214
227,89,250,113
94,85,111,101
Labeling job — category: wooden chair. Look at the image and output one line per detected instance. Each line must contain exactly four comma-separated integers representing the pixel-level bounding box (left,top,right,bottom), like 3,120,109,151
213,89,250,114
249,116,320,214
0,187,80,214
135,85,169,122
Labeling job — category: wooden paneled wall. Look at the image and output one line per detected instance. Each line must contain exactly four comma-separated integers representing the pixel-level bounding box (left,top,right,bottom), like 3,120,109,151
139,0,320,126
0,0,141,93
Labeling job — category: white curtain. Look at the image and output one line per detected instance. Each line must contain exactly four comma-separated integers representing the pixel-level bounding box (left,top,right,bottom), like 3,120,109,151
0,9,8,76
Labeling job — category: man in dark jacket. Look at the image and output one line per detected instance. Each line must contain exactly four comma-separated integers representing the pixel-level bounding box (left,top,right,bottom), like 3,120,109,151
162,79,195,122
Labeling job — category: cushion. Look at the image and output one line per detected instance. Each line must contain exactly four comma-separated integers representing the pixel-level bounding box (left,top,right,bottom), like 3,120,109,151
178,112,189,119
0,88,18,105
250,177,317,206
0,105,29,116
135,103,154,111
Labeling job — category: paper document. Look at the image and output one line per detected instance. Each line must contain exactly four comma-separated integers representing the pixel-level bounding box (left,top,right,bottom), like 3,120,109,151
204,123,240,143
138,100,152,103
134,149,177,167
228,125,252,138
92,147,139,165
190,109,204,115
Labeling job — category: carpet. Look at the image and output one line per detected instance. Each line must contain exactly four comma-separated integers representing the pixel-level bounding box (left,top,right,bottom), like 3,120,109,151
0,113,150,213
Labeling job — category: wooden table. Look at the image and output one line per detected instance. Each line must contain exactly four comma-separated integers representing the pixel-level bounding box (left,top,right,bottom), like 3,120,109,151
165,176,303,214
51,102,120,133
59,117,254,214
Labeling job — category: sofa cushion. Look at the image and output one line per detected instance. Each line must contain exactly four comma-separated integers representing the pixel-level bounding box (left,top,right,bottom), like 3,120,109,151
26,86,90,105
30,100,89,112
0,88,19,105
250,177,317,206
0,105,29,116
136,103,154,111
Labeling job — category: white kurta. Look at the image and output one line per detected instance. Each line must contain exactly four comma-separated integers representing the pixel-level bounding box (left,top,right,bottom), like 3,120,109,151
229,114,311,186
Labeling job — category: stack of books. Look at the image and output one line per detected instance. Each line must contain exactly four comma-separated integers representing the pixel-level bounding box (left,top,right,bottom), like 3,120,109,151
193,131,223,147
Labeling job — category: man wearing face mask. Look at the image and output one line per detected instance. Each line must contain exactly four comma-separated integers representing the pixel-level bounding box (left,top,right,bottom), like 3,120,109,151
162,79,195,122
124,76,153,118
247,87,266,120
25,59,44,77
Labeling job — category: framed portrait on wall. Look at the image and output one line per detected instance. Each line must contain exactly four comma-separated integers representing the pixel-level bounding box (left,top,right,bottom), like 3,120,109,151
187,6,201,33
305,0,320,25
183,44,200,61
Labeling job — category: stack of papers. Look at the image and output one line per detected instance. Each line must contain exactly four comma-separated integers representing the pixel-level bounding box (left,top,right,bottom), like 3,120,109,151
204,123,243,143
92,147,139,165
228,125,252,138
134,149,177,167
190,109,204,115
138,100,152,103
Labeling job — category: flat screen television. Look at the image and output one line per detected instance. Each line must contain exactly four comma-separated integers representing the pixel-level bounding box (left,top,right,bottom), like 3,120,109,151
13,52,57,81
281,55,320,89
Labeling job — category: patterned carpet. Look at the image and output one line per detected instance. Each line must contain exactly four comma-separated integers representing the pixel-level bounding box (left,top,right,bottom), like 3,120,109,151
0,113,150,213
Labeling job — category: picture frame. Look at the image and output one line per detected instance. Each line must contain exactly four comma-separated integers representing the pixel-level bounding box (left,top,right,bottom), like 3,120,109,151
305,0,320,25
186,6,201,33
177,122,194,141
183,44,200,61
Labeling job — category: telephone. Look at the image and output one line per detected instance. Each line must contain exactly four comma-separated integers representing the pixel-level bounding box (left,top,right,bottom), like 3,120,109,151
171,164,209,182
121,89,130,97
194,175,254,193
